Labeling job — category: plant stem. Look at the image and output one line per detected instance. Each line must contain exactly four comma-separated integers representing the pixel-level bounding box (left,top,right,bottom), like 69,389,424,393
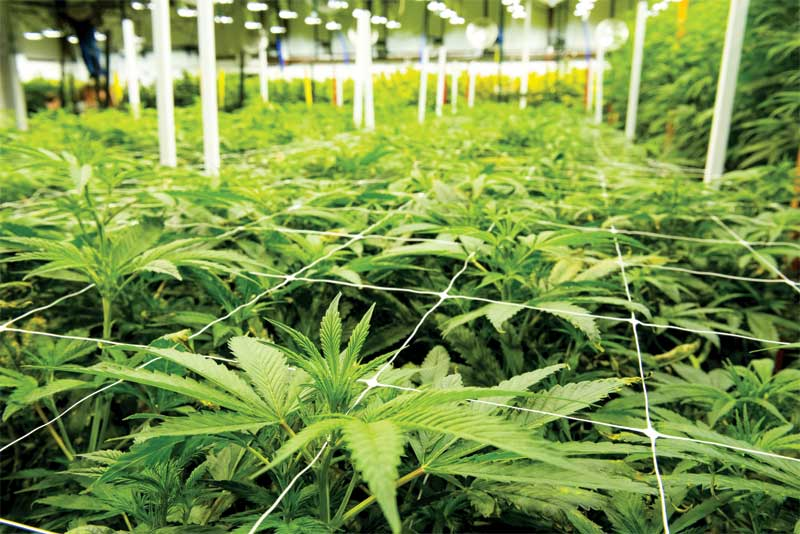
122,512,133,532
332,473,360,523
246,445,271,468
280,419,297,438
88,396,103,452
341,466,426,524
101,296,112,340
34,404,74,461
318,447,333,524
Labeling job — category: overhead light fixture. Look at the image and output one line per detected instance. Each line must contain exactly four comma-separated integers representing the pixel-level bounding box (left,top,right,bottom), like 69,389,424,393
370,15,387,24
131,1,145,9
246,1,268,11
270,25,287,34
24,32,43,40
385,20,401,29
67,35,79,44
177,6,197,17
94,31,107,41
42,28,63,38
574,0,596,17
305,13,322,24
449,16,464,25
215,0,234,4
215,15,234,24
244,20,263,29
279,9,298,19
352,8,369,18
439,8,455,19
427,1,445,12
328,0,348,8
325,20,342,30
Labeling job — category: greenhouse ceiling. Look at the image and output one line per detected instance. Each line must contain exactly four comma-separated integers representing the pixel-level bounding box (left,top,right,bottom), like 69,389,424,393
10,0,632,60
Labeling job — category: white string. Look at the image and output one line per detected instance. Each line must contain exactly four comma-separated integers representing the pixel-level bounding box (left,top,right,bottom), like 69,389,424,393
655,432,800,463
248,442,329,529
190,208,404,341
247,271,792,347
268,227,461,247
368,382,800,464
598,167,670,533
0,328,237,363
370,381,646,434
0,284,96,330
712,216,800,295
2,137,797,533
0,518,57,534
625,262,799,286
0,207,405,456
247,254,474,533
534,219,800,250
611,245,669,534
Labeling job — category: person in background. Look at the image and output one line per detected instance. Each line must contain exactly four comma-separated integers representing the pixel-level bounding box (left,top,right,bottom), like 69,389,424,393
76,84,105,113
54,1,105,81
44,93,61,111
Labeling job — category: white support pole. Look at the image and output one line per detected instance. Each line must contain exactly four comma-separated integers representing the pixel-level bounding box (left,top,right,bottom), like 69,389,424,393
704,0,750,184
151,0,177,167
625,0,648,140
450,67,457,114
593,46,605,124
10,54,27,131
335,68,344,106
197,0,220,177
586,62,594,111
467,61,476,108
361,14,375,130
418,46,429,124
435,46,447,117
353,15,365,128
0,0,27,131
258,33,269,102
121,18,141,119
519,0,532,109
122,19,141,119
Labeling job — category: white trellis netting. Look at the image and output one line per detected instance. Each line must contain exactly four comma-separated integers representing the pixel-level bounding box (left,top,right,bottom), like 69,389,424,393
1,156,798,534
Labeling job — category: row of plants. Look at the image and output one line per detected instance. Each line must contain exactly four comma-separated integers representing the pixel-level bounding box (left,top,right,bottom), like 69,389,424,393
606,0,800,169
1,101,798,533
23,66,586,115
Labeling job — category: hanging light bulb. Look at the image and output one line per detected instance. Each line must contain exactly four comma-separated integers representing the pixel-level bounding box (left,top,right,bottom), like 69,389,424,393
279,9,298,19
427,1,446,13
270,25,287,34
325,20,342,30
371,15,388,24
42,28,63,38
177,8,197,17
305,12,322,24
244,20,263,29
385,20,401,29
24,32,43,40
246,1,268,11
